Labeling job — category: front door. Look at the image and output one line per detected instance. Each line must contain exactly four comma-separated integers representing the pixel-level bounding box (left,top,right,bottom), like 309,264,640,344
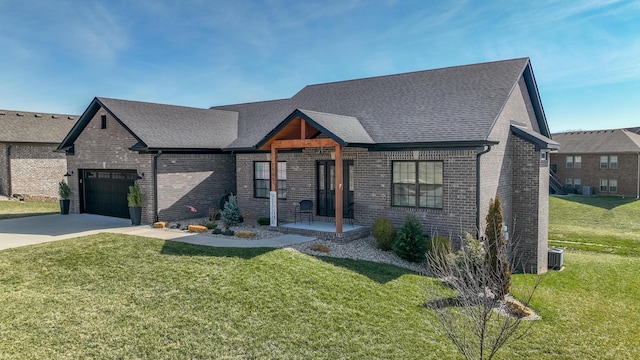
317,160,354,218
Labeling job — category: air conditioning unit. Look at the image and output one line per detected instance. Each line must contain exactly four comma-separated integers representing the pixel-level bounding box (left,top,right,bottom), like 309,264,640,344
582,186,592,195
548,248,564,270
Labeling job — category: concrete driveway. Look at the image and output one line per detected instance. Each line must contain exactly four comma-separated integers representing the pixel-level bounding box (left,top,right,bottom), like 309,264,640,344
0,213,314,250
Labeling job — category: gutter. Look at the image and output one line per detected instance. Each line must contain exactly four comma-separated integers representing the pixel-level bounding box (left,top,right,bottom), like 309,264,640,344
637,152,639,199
476,145,493,237
153,150,163,222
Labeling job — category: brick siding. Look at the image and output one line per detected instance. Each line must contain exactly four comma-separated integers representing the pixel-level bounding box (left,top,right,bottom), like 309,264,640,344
65,109,155,223
0,142,66,199
550,152,640,197
157,153,236,221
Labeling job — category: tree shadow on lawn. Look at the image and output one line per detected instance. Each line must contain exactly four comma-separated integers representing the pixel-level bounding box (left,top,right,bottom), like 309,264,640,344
160,240,274,259
554,194,637,210
312,255,420,284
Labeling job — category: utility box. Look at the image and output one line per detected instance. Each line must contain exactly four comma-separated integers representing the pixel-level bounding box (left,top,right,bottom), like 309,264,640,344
582,186,593,195
548,248,564,270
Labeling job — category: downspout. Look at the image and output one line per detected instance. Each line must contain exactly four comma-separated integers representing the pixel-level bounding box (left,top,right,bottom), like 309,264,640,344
153,150,163,222
5,144,11,196
476,145,493,237
636,152,640,200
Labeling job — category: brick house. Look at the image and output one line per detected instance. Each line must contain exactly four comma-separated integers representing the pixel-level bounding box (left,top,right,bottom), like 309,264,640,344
0,110,76,199
58,58,556,273
550,129,640,197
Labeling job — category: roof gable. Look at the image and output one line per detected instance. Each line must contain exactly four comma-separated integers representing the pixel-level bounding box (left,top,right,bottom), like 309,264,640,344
255,109,374,150
59,97,239,152
0,110,77,143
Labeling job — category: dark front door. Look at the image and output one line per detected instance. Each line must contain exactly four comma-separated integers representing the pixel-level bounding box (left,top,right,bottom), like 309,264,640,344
81,169,137,218
317,160,354,218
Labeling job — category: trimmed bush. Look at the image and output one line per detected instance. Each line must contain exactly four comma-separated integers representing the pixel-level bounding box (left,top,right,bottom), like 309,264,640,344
372,217,396,251
393,215,427,262
485,196,511,299
205,222,217,230
257,217,270,226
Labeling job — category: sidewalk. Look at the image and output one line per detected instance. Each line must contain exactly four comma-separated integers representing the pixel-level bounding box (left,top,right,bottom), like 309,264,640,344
0,213,315,250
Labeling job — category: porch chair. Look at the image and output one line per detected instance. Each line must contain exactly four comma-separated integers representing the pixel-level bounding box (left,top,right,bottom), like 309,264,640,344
342,202,355,226
295,200,314,224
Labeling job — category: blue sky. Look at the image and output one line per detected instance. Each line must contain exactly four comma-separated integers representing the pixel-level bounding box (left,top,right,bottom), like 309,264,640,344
0,0,638,133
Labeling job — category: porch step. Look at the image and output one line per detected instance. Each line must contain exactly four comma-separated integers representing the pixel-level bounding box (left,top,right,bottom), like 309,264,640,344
276,222,370,243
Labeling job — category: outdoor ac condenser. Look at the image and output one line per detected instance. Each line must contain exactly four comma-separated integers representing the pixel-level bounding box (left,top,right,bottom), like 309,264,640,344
548,248,564,270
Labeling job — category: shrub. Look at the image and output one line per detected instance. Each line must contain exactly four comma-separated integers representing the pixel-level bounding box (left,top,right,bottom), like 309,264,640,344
427,235,451,267
205,222,217,230
310,243,330,253
236,230,255,239
372,217,396,251
207,207,220,221
58,181,71,200
485,196,511,299
221,194,242,229
257,217,270,226
212,228,222,234
393,215,427,262
127,182,142,207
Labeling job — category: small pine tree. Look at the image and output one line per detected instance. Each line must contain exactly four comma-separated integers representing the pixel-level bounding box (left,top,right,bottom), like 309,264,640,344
221,194,242,229
393,214,427,262
485,196,511,300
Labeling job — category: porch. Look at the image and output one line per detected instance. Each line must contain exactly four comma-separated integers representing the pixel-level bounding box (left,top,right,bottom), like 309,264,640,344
277,220,370,242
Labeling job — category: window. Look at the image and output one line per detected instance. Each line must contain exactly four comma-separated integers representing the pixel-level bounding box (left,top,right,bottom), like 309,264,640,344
573,178,581,187
254,161,286,199
100,115,107,129
599,179,608,192
565,178,573,185
610,156,618,169
574,156,581,168
566,156,573,168
392,161,443,209
600,156,608,169
609,179,617,193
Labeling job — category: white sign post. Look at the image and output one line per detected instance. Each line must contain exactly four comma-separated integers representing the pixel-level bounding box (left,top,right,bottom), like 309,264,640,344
269,191,277,227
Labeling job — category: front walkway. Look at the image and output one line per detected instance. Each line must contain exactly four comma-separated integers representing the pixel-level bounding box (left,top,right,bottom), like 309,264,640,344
0,214,315,250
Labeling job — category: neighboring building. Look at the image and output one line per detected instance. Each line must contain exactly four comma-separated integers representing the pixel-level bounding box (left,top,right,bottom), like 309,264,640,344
550,129,640,197
58,57,556,273
0,110,76,199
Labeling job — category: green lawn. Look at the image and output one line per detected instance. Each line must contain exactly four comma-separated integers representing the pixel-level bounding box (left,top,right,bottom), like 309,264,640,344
0,200,59,220
549,195,640,256
0,234,638,359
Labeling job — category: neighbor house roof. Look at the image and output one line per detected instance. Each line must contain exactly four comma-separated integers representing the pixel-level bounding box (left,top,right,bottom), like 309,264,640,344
216,57,549,150
552,129,640,153
59,97,239,152
0,110,77,143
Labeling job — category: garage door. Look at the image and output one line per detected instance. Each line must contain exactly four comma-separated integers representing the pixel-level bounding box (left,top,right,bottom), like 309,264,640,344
81,169,138,218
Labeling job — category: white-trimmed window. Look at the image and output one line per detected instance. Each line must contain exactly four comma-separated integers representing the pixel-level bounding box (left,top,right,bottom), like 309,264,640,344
600,156,609,169
566,156,573,168
566,155,581,168
573,178,581,188
610,156,618,169
254,161,286,199
599,179,608,192
609,179,618,193
565,178,573,185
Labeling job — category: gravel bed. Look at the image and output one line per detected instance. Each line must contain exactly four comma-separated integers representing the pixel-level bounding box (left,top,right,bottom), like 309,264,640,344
167,217,428,273
286,236,428,274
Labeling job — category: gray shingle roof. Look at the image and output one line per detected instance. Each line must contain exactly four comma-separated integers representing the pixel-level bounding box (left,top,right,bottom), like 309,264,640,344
552,129,640,153
0,110,77,143
97,98,238,149
297,109,374,145
215,58,534,149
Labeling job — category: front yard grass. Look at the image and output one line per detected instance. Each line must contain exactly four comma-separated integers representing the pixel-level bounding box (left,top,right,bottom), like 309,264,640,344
0,200,59,220
549,195,640,256
0,234,638,359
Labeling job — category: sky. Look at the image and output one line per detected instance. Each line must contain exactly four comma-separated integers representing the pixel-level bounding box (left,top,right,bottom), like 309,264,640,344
0,0,638,133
